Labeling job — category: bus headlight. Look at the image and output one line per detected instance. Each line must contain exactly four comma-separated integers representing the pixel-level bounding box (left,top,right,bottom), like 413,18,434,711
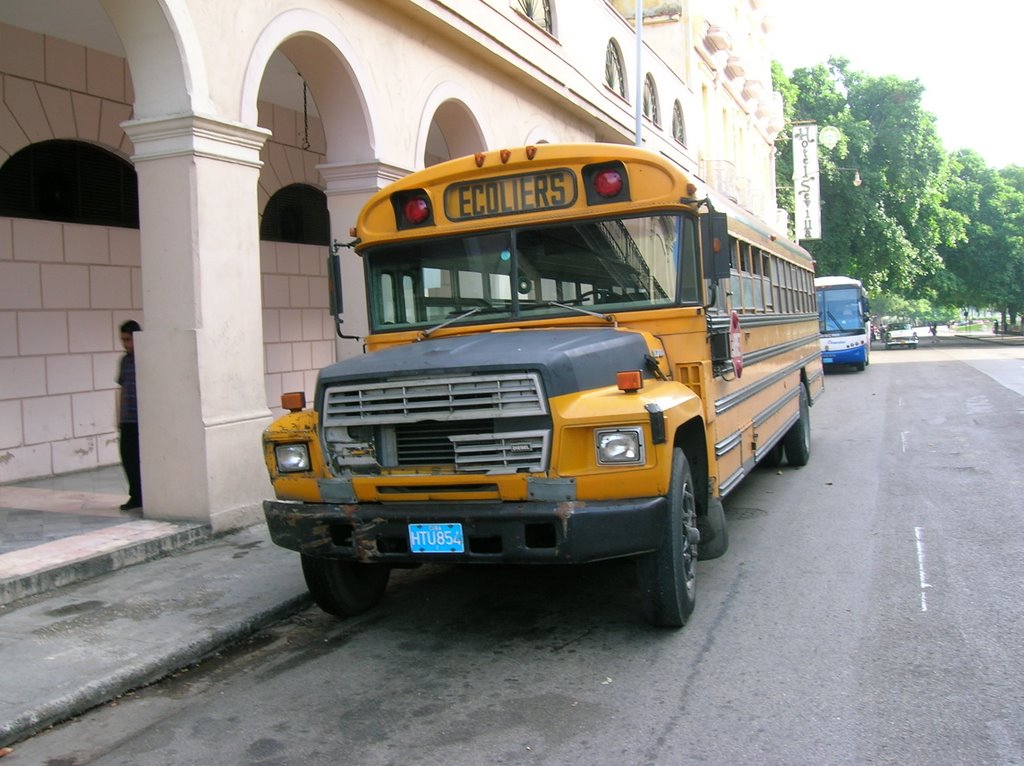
595,428,644,465
275,443,311,473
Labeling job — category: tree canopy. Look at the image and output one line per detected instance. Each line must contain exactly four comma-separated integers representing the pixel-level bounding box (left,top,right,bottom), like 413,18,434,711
773,58,1024,323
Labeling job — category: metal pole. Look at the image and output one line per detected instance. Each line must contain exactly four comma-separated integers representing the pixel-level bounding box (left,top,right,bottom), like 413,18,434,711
634,0,643,147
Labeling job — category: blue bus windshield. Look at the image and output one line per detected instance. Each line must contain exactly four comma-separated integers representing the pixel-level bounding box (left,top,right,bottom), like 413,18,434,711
817,286,864,334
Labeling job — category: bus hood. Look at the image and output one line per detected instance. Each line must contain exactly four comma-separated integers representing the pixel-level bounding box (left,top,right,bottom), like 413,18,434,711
315,328,652,402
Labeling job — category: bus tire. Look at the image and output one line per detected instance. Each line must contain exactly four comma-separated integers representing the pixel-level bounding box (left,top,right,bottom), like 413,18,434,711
697,496,729,560
637,448,698,627
301,554,391,617
783,384,811,467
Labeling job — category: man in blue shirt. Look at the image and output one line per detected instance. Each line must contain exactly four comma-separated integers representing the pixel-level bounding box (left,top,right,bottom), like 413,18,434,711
117,320,142,511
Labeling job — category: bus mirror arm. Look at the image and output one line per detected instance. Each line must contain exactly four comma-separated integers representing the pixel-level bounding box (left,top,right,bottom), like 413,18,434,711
703,282,717,311
328,238,362,343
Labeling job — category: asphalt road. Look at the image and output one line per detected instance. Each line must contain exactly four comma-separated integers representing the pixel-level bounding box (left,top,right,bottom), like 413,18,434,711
12,337,1024,766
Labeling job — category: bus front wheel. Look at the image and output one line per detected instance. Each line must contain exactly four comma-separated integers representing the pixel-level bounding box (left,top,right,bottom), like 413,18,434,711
637,448,698,627
301,554,391,617
783,384,811,467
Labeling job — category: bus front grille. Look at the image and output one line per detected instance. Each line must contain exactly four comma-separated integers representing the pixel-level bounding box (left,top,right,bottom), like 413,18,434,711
322,372,548,423
322,373,551,474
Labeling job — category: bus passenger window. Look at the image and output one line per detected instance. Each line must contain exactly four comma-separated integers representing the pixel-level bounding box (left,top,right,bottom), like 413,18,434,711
401,275,416,322
422,267,450,322
752,249,765,311
379,273,396,324
540,278,558,300
459,270,485,301
490,273,511,301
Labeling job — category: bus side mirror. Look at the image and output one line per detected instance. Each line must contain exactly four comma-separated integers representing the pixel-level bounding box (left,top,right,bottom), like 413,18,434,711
328,244,344,319
701,211,731,282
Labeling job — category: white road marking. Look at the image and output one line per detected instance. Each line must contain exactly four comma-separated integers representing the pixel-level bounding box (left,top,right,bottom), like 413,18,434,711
914,526,931,612
901,431,909,453
966,394,995,414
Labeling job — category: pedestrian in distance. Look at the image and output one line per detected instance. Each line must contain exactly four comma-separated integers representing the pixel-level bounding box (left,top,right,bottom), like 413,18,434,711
930,323,938,345
117,320,143,511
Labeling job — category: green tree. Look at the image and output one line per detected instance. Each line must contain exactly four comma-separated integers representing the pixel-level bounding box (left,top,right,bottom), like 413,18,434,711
941,152,1024,324
773,59,964,296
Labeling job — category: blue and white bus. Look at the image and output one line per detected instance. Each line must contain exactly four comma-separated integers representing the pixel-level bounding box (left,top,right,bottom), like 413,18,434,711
815,276,870,371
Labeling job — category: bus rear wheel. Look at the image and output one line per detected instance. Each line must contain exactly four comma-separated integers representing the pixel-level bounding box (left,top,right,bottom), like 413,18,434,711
637,448,698,627
783,384,811,466
301,554,391,617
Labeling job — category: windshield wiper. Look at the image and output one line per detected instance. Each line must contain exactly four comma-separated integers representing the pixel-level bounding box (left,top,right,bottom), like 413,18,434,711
534,301,616,324
418,305,509,340
418,300,615,340
825,309,852,332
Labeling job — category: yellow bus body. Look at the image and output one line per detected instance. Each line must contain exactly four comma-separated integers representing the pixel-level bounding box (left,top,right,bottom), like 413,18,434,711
261,143,823,625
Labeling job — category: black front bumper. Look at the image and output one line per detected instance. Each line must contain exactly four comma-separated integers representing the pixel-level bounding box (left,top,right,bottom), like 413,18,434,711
263,497,666,565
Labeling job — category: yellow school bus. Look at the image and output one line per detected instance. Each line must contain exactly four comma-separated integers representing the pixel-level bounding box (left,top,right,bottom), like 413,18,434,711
262,143,824,627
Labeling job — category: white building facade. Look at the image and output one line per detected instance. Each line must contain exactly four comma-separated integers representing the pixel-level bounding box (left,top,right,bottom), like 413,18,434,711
0,0,786,528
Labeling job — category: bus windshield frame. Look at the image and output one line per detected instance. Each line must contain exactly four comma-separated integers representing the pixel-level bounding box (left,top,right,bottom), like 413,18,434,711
364,212,701,333
817,285,866,335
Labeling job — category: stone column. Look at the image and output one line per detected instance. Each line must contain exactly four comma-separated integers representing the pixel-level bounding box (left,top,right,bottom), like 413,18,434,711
122,114,273,530
318,160,410,360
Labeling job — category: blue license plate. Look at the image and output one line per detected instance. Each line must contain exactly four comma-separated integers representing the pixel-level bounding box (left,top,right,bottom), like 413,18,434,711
408,523,464,553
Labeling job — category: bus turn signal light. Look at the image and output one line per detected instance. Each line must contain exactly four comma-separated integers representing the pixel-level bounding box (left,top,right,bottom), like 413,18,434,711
616,370,643,393
281,391,306,412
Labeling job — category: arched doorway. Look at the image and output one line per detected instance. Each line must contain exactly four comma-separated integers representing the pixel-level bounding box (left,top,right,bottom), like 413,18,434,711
422,98,487,167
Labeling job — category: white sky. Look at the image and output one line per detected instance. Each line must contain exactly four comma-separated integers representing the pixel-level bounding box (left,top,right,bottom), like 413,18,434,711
768,0,1023,168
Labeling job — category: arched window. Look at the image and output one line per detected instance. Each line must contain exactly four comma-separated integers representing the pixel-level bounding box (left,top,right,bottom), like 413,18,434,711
605,40,627,99
643,74,660,126
260,184,330,245
672,100,687,146
0,140,138,228
513,0,552,33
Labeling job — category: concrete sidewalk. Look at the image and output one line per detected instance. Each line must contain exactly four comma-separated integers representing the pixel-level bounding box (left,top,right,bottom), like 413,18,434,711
0,471,311,748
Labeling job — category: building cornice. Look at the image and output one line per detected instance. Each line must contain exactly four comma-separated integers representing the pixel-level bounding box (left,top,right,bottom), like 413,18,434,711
121,114,271,167
318,160,412,195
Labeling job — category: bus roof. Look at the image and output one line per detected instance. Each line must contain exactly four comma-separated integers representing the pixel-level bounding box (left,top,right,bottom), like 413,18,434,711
815,275,863,288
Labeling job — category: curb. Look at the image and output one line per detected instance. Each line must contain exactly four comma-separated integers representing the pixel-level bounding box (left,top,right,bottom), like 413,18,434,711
0,590,312,747
0,523,211,607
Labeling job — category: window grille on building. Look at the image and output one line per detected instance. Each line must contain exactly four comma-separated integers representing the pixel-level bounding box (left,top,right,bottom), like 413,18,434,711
643,74,660,126
0,140,139,228
512,0,552,32
605,40,626,99
260,183,330,245
672,100,687,146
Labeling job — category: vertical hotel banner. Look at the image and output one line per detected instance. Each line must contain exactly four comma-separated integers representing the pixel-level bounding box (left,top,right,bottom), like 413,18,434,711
793,124,821,240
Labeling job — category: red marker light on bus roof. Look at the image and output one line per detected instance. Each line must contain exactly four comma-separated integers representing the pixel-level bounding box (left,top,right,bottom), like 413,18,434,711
403,196,431,225
593,169,623,198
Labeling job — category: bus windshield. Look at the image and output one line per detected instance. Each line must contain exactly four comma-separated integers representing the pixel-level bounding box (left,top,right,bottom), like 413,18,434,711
817,286,864,334
365,214,700,332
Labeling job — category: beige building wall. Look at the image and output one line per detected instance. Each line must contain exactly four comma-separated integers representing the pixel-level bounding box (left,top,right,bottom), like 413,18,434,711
0,29,336,485
0,0,789,528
